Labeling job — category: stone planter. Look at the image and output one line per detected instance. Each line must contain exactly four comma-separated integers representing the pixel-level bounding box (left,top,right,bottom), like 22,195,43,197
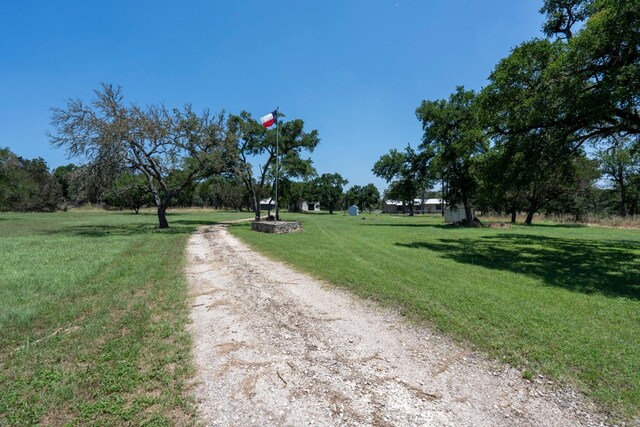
251,221,302,234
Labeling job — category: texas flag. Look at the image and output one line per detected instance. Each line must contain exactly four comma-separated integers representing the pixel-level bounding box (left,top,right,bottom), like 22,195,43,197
260,110,277,128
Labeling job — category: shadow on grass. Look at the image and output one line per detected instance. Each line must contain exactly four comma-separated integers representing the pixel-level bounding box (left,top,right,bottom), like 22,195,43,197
293,212,337,216
170,219,225,226
360,223,449,229
43,219,228,238
521,222,588,228
225,221,252,227
397,233,640,299
364,220,587,230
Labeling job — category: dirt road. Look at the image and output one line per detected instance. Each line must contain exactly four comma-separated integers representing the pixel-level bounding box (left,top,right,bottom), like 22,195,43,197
186,224,604,426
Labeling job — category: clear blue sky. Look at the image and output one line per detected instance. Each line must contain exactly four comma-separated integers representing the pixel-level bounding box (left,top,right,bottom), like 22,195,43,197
0,1,545,192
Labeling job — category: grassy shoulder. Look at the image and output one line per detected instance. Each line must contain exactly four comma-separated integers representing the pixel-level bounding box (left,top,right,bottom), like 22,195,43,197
0,209,250,426
230,212,640,420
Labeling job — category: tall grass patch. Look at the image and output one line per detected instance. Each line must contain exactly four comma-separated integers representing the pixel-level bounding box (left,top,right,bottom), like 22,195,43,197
231,213,640,420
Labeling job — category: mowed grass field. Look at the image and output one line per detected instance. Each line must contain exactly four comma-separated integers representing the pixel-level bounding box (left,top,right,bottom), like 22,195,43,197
1,210,639,423
0,209,250,426
230,213,640,419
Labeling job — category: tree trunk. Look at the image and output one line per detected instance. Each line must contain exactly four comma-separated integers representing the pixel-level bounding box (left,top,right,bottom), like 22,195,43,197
157,205,169,229
148,184,170,228
525,188,540,225
252,197,260,220
246,184,260,220
510,210,517,223
524,210,535,225
620,182,627,217
463,195,472,223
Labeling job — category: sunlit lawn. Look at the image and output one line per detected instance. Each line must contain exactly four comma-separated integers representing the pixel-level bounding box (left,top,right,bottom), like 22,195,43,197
2,208,638,423
231,212,640,420
0,209,250,426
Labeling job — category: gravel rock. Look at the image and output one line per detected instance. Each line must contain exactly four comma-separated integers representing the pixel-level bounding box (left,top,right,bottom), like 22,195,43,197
186,224,610,427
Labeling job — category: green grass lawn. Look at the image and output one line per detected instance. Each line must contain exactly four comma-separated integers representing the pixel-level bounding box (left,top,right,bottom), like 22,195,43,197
230,213,640,420
2,210,638,423
0,209,251,426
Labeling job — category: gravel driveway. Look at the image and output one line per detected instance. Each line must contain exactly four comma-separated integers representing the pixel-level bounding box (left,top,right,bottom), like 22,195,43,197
186,224,605,426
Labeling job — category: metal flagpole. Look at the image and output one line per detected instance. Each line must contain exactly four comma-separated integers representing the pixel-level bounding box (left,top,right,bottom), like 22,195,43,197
275,107,280,221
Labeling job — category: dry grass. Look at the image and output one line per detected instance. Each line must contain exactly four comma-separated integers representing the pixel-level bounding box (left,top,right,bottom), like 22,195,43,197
479,213,640,229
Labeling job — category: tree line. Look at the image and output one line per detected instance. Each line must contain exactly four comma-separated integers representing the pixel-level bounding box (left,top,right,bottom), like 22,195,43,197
2,85,381,227
1,142,382,223
4,0,637,227
373,0,639,224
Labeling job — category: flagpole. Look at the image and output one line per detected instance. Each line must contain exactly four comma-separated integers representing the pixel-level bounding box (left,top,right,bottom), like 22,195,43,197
275,106,280,221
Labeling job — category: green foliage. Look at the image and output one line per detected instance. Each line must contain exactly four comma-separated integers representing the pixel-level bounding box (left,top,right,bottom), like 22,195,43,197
474,149,523,220
309,173,348,214
373,145,432,215
0,148,61,212
480,39,567,137
540,0,593,39
277,179,313,212
541,153,601,220
596,136,640,216
228,111,319,220
52,163,80,204
103,172,153,213
486,0,639,151
231,213,640,420
466,0,640,223
417,87,486,221
345,183,380,212
478,39,583,223
198,175,250,210
558,0,640,139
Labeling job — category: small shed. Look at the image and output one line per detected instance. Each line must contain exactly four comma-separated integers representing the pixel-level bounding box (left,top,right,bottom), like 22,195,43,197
444,205,474,223
421,198,445,214
348,205,359,216
301,201,320,212
259,198,275,211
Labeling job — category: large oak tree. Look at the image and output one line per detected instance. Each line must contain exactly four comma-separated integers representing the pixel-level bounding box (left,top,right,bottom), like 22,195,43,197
417,87,487,222
372,145,432,216
50,84,233,228
309,173,348,214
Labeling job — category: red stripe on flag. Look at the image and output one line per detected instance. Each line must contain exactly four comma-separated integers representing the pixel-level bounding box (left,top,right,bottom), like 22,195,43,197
260,111,276,128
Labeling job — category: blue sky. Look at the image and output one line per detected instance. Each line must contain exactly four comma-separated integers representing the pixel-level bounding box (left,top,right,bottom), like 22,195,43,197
0,1,545,192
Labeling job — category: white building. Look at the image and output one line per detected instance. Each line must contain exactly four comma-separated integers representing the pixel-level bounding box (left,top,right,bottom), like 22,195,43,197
301,201,320,212
382,198,445,214
444,205,475,223
259,198,275,211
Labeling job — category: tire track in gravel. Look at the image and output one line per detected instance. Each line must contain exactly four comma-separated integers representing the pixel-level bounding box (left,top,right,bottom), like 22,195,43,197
186,224,606,426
